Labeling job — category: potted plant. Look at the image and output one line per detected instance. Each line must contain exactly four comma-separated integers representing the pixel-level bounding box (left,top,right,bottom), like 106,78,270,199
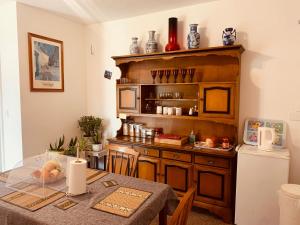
49,135,65,152
63,137,77,156
92,132,102,151
77,137,91,158
78,116,102,138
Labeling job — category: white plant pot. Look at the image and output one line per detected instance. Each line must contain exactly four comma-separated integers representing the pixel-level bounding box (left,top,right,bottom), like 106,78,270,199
92,144,102,152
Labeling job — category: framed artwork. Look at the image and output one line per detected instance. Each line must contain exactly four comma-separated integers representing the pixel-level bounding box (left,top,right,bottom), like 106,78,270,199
28,33,64,92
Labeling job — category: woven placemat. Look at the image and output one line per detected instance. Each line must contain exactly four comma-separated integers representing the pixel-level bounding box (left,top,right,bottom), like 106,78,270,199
0,184,65,211
55,199,77,210
92,186,152,218
86,168,108,184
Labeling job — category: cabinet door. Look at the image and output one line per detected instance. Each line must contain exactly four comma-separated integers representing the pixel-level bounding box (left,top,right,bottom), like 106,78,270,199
161,159,193,193
194,165,231,207
137,156,160,182
117,85,140,114
199,83,235,118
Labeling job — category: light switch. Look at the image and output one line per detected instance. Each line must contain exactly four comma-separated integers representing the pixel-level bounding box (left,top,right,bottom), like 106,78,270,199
290,111,300,121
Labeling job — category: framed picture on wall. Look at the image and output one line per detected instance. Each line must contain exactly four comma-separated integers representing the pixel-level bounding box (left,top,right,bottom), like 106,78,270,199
28,33,64,92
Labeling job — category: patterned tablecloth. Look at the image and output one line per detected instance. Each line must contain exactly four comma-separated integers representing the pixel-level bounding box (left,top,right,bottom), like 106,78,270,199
0,172,178,225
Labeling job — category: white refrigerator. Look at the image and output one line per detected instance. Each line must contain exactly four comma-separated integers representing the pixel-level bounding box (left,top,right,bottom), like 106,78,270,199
235,144,290,225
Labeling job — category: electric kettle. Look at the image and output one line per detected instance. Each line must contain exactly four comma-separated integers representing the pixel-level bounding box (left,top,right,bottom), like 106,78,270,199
257,127,276,151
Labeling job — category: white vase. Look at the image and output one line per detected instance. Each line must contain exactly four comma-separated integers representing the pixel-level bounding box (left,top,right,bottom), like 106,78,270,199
92,144,102,152
130,37,139,54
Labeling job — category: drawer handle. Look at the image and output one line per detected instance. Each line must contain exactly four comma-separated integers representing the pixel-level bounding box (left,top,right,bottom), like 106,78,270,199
207,160,214,165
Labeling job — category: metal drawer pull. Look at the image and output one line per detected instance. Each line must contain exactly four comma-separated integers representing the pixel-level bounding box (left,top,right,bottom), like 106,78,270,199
207,161,214,165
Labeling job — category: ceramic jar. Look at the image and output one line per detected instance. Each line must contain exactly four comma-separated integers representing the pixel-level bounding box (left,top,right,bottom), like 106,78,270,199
146,31,158,53
123,123,129,135
187,24,200,49
222,28,236,46
130,37,139,54
156,105,163,114
175,107,182,116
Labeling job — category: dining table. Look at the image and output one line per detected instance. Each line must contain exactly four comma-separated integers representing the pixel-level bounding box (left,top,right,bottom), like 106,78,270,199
0,171,178,225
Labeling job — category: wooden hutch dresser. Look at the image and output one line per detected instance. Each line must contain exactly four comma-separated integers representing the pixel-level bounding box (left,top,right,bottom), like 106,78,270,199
108,45,244,223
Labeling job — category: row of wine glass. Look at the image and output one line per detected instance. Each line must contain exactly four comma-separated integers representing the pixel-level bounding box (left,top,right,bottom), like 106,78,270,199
150,68,196,84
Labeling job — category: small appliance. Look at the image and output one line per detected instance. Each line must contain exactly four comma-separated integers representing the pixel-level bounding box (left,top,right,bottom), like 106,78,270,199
257,127,275,151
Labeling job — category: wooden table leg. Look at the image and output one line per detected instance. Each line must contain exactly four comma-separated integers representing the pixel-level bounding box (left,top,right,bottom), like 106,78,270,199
159,204,168,225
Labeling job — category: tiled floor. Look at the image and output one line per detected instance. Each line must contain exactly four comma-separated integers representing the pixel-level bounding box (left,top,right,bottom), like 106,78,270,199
151,208,230,225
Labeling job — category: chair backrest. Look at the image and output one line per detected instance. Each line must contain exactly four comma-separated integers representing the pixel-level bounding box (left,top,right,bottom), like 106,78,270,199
168,186,196,225
106,144,140,177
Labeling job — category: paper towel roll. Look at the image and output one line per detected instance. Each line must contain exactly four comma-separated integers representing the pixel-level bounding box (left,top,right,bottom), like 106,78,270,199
68,159,87,195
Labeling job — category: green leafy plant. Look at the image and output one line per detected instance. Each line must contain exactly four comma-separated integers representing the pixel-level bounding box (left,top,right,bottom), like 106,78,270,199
49,135,65,152
78,137,90,152
92,132,101,144
78,116,103,137
63,137,78,156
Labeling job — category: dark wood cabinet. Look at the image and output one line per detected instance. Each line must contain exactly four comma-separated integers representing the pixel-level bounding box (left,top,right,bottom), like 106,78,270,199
194,165,231,206
137,156,160,182
111,45,244,223
108,139,236,223
199,83,235,118
161,159,193,193
117,85,140,114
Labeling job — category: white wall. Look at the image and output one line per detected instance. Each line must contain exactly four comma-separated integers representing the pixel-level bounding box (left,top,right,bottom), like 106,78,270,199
0,2,23,171
16,3,86,158
85,0,300,183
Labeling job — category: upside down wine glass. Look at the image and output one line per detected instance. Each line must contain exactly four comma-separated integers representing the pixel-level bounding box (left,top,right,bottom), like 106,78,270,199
158,70,164,83
188,68,196,83
181,68,187,83
172,69,179,83
151,70,157,84
165,70,171,83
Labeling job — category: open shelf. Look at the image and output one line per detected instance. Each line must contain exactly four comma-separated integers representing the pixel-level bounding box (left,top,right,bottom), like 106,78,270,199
141,82,199,86
123,113,236,125
145,98,198,101
117,82,199,86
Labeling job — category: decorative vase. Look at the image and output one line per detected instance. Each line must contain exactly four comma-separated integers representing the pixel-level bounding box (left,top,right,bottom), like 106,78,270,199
130,37,139,54
146,31,158,53
187,24,200,49
222,28,236,46
92,144,102,152
165,17,180,51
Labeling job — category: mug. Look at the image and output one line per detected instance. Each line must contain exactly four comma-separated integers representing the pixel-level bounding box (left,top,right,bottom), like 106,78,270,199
175,107,182,116
167,107,174,115
156,105,162,114
163,107,168,115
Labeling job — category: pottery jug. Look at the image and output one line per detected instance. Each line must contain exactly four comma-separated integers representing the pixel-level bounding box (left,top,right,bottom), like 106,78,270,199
222,27,236,46
130,37,139,54
187,24,200,49
146,31,158,53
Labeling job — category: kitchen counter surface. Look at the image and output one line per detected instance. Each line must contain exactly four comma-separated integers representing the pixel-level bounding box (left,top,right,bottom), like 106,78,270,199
108,136,237,158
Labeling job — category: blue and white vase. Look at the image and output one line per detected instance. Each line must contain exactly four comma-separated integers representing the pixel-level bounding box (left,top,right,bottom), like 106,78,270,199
146,31,158,53
129,37,139,54
222,28,236,46
187,24,200,49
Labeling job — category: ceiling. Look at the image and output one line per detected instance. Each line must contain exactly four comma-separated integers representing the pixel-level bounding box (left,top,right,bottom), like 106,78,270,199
12,0,215,24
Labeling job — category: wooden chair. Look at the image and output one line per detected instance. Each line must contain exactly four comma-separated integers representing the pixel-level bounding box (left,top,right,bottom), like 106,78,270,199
168,186,196,225
106,144,140,177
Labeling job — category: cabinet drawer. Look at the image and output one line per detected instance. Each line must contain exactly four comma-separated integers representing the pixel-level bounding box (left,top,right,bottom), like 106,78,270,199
162,151,192,163
195,155,229,169
133,146,159,157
